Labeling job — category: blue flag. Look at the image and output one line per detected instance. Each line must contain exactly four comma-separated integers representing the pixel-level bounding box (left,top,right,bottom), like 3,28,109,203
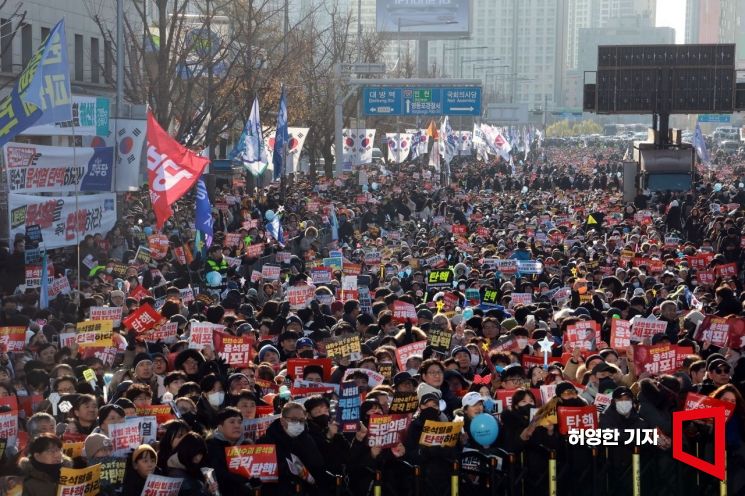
231,97,269,177
266,215,285,247
272,87,288,181
0,19,72,149
195,178,214,249
693,121,711,168
39,252,49,310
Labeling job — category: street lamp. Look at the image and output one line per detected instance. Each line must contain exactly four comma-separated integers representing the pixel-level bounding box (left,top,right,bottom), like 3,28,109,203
473,64,509,79
441,45,486,78
460,57,500,79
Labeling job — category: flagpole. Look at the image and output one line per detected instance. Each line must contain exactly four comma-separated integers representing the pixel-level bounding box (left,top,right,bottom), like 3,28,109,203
71,119,81,316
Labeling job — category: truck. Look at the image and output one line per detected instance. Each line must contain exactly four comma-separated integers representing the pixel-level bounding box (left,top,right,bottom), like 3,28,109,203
623,143,695,203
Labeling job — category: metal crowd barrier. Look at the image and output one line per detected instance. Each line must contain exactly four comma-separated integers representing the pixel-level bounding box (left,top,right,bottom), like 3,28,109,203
292,439,731,496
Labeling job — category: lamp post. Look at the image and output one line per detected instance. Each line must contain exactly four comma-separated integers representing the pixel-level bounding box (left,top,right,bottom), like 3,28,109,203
441,45,486,78
460,57,501,79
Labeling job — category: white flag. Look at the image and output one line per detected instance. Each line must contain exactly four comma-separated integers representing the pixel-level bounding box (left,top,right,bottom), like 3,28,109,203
481,124,512,161
110,118,146,192
458,131,473,156
340,129,376,169
440,116,458,165
233,97,269,176
264,127,310,173
385,133,412,163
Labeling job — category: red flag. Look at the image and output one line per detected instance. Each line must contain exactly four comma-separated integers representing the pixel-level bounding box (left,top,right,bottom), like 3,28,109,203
146,111,209,229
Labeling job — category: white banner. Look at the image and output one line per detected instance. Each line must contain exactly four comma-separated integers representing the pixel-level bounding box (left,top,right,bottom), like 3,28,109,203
405,129,429,158
265,127,310,173
9,193,117,250
110,119,147,192
385,133,412,164
3,143,113,194
23,95,110,136
342,128,376,169
458,131,473,156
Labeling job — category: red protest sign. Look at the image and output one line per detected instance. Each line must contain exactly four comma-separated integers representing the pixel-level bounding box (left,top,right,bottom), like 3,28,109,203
392,301,417,324
557,405,598,435
129,285,152,301
632,344,677,376
147,234,170,259
564,321,600,351
213,331,255,367
684,393,735,422
695,315,745,349
122,303,162,334
226,444,279,481
137,405,176,424
395,341,427,371
694,316,731,347
245,243,265,258
687,253,714,271
610,319,631,349
0,326,26,352
285,358,332,380
714,262,737,279
367,414,411,448
698,270,716,286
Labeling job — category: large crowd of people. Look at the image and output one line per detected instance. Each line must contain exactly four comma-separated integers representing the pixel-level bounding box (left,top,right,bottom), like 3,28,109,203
1,138,745,496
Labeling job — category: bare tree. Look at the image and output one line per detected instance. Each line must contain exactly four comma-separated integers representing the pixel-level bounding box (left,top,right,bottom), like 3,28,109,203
0,1,27,91
84,0,322,155
294,3,388,177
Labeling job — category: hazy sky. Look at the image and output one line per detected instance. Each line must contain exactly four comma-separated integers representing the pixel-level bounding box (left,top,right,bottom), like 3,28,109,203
656,0,687,43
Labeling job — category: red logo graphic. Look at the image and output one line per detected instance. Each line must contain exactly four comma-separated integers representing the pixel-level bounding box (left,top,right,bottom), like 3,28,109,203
672,406,726,480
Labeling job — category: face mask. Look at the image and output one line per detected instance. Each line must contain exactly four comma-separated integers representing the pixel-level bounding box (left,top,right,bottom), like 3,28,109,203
470,355,480,367
516,338,528,349
632,282,640,288
517,404,535,416
407,368,419,376
208,392,225,408
615,400,633,415
598,378,617,394
286,420,305,438
106,268,113,274
312,414,329,429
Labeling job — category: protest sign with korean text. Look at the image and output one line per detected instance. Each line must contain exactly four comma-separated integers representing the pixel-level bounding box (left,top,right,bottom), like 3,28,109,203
226,444,278,482
337,382,361,433
57,464,101,496
90,306,123,327
632,344,677,376
419,421,463,448
368,414,411,448
213,331,254,367
76,320,113,348
395,341,427,371
557,405,598,435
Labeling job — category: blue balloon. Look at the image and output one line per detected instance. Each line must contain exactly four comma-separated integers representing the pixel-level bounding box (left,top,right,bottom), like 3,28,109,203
143,226,153,236
205,271,222,287
463,308,474,321
470,413,499,447
265,209,276,221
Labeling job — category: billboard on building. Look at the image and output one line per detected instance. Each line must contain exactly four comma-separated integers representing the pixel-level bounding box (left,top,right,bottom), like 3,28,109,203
376,0,472,39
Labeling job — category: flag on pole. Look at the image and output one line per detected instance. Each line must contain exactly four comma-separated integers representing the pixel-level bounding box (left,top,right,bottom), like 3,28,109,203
693,121,711,168
425,120,439,139
0,19,72,149
146,111,210,230
386,133,413,163
440,116,458,165
195,177,214,249
272,87,288,181
266,215,285,247
231,97,269,176
39,252,49,310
